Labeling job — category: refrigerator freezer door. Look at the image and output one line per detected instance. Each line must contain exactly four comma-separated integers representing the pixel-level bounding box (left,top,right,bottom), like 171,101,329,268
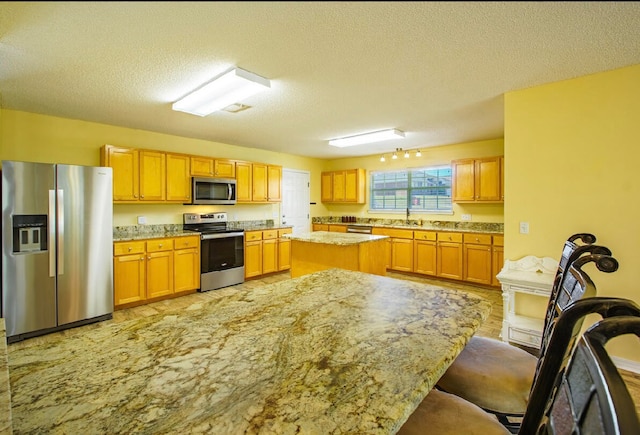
2,161,58,337
56,165,114,325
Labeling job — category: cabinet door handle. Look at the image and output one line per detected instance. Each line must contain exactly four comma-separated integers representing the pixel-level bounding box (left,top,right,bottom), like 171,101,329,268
140,257,144,261
128,247,132,251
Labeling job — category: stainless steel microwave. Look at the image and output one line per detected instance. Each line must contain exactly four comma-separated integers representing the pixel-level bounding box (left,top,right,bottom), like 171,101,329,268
189,177,237,205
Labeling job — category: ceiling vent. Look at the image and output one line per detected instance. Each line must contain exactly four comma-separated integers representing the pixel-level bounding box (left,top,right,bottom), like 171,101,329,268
222,103,251,113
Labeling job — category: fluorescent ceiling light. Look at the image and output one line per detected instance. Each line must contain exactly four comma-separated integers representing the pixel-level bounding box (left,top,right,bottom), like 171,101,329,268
328,129,405,147
172,67,270,116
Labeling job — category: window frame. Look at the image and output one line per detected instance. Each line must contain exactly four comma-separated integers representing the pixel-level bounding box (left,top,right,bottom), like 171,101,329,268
368,165,453,214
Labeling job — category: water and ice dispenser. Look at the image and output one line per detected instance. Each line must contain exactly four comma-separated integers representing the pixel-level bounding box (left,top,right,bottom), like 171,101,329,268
12,215,48,253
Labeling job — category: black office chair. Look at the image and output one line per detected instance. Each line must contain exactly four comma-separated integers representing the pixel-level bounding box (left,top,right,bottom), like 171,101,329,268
437,234,614,431
397,297,640,435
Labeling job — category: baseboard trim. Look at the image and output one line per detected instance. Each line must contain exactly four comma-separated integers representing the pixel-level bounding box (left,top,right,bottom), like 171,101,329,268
613,356,640,374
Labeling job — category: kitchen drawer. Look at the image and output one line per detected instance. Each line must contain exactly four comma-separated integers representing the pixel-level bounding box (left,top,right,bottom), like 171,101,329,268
373,228,414,239
114,241,146,256
146,238,174,252
414,230,437,241
493,235,504,246
174,236,199,249
262,230,278,240
245,231,263,242
437,232,463,243
463,233,492,245
278,228,293,237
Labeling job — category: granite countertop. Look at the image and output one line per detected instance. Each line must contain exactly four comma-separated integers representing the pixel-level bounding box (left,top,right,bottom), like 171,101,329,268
114,230,198,242
6,269,491,434
315,219,504,235
283,231,388,245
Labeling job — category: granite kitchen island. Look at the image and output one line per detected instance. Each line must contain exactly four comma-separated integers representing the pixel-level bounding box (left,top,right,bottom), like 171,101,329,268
284,230,388,278
6,268,491,434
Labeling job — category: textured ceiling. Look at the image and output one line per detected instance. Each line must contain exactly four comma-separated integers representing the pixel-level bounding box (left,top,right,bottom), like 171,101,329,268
1,2,639,159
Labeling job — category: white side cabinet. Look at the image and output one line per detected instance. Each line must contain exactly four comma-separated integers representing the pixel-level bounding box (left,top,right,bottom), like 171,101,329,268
497,256,558,349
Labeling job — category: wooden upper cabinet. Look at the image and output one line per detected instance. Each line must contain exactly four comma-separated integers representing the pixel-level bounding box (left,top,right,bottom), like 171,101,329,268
321,168,365,203
102,145,139,201
166,153,191,202
251,163,268,202
452,156,503,203
235,161,252,202
321,172,333,202
191,157,236,178
190,156,214,177
214,159,236,178
139,151,166,201
267,165,282,202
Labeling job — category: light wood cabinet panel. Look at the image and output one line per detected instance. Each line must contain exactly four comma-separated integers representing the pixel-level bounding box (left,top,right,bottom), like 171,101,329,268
114,252,146,305
214,159,236,178
452,156,503,203
329,224,347,233
190,156,214,177
146,250,174,299
102,146,139,201
391,238,413,272
139,150,166,201
463,242,492,285
344,169,365,202
414,231,437,276
492,235,504,287
235,161,252,202
174,247,200,292
252,163,268,202
436,232,463,280
320,169,365,203
267,165,282,202
244,239,263,278
262,238,278,274
332,171,346,202
166,153,191,202
278,228,292,271
321,173,333,202
312,224,329,231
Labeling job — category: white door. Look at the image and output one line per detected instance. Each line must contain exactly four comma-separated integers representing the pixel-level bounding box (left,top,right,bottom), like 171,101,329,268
282,168,310,234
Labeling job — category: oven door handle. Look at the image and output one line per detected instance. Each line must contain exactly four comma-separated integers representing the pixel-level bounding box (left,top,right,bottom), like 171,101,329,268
201,232,245,240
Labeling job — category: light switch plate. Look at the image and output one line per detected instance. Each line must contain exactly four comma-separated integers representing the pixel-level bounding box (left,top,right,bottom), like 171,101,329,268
137,216,147,225
461,214,472,221
519,221,529,234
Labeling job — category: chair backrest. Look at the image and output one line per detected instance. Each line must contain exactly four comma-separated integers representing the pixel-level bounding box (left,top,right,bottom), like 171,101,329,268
538,252,618,359
542,233,610,335
531,314,640,435
519,297,640,434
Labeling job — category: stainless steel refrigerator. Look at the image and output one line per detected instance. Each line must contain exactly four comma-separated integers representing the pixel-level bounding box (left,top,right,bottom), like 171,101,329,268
1,160,114,342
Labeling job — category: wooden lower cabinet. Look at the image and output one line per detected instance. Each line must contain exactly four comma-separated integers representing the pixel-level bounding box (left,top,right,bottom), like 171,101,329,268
414,230,437,276
278,228,292,271
114,246,146,306
312,224,329,231
372,228,414,272
114,236,200,308
174,236,201,292
491,235,504,287
436,232,463,280
262,230,278,275
244,228,292,278
463,233,492,285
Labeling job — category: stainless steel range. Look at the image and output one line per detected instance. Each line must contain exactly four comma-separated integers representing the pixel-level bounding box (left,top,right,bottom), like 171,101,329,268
183,212,245,292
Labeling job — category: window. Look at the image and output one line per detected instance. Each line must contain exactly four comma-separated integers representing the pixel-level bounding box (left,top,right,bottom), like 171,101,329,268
370,166,452,212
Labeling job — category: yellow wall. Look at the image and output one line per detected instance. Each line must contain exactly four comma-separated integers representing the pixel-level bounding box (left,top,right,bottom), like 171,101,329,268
504,63,640,363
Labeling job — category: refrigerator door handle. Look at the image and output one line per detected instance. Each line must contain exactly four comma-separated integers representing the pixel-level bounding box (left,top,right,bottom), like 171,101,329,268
48,190,56,277
57,189,64,275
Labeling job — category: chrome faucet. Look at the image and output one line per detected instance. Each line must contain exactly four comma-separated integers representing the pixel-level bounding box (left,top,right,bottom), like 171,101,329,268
406,207,410,225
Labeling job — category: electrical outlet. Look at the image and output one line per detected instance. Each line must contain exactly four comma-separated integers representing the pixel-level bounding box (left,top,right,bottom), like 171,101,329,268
461,214,472,221
137,216,147,225
519,221,529,234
